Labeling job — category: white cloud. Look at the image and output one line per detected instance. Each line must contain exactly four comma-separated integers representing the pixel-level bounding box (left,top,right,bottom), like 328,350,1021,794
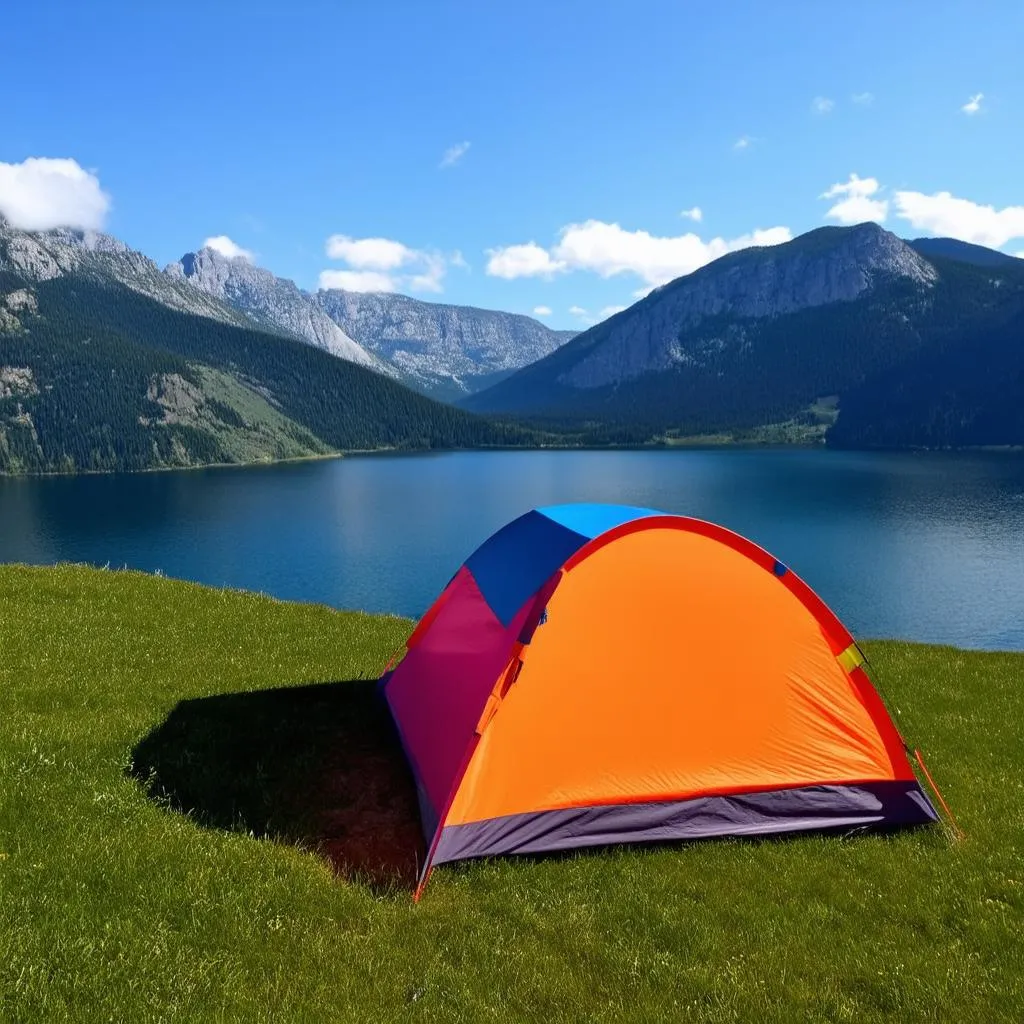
569,306,599,325
852,92,874,105
487,220,791,289
440,141,471,168
0,157,110,231
817,175,1024,248
320,234,453,293
733,135,752,151
567,304,629,326
561,221,791,285
203,235,254,261
821,173,889,225
318,269,396,292
680,206,703,222
485,242,565,279
962,92,984,115
725,227,793,249
325,234,413,269
532,305,552,316
407,252,446,293
812,96,835,114
893,190,1024,247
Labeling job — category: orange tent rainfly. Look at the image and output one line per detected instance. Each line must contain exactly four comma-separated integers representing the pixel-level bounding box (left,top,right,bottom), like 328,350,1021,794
380,504,938,897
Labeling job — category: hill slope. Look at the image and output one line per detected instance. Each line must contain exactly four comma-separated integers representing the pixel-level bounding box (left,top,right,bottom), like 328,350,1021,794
908,236,1021,268
829,303,1024,448
2,564,1022,1022
0,216,264,333
315,288,577,400
168,247,576,399
466,225,1024,446
0,268,530,475
164,249,387,370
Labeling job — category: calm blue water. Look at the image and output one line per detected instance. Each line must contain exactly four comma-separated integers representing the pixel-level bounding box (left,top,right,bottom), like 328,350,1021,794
2,449,1023,650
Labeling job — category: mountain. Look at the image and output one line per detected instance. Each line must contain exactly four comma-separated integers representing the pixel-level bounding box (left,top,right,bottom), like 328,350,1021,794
315,289,577,400
908,237,1021,268
0,218,259,329
164,249,385,371
828,303,1024,449
0,221,533,475
465,224,1024,447
166,247,575,399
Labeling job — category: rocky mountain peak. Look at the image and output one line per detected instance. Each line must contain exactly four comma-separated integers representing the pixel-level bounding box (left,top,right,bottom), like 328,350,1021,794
165,248,575,396
41,226,133,256
167,247,257,299
0,219,280,330
167,248,385,371
559,223,939,389
314,288,576,396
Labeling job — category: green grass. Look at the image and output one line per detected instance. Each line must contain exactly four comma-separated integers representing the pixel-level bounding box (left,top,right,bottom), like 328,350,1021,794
185,364,332,463
1,565,1021,1022
658,399,839,447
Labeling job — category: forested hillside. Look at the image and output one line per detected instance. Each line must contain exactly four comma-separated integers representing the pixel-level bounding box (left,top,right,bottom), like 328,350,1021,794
0,272,532,475
828,304,1024,449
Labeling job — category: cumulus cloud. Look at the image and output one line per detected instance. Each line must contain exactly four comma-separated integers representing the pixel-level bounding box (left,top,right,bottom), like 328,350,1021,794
733,135,752,151
812,96,835,114
485,220,791,289
485,241,565,279
487,220,791,289
532,305,552,316
680,206,703,222
727,227,793,249
852,92,874,105
203,235,254,261
440,141,471,168
893,190,1024,247
962,92,984,115
325,235,413,269
0,157,111,231
565,304,627,326
407,252,446,293
319,234,457,293
821,173,889,225
318,269,396,292
568,306,600,325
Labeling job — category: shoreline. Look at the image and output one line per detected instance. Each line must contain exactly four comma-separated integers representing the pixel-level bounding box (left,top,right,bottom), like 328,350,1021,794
1,438,1022,481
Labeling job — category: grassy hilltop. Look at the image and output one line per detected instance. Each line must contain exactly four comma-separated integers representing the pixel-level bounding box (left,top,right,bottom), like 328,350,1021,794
1,565,1021,1022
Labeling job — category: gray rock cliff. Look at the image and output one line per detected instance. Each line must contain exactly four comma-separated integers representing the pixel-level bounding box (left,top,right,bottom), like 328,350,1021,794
165,249,385,371
561,223,938,389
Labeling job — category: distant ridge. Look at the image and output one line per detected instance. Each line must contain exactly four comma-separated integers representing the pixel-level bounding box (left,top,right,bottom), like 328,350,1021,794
466,222,1024,449
0,217,534,475
907,236,1020,268
167,247,576,399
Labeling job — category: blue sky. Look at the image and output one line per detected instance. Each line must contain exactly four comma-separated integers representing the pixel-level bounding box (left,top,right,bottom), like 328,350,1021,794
3,0,1023,328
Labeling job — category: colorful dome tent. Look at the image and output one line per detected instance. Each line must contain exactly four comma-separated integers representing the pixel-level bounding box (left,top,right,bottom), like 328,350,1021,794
380,504,938,898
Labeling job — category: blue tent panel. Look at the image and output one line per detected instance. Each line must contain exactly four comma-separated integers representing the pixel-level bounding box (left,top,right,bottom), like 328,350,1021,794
537,503,663,540
465,510,588,626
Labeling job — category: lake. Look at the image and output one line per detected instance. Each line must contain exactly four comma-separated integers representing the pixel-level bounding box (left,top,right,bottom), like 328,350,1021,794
2,449,1023,650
